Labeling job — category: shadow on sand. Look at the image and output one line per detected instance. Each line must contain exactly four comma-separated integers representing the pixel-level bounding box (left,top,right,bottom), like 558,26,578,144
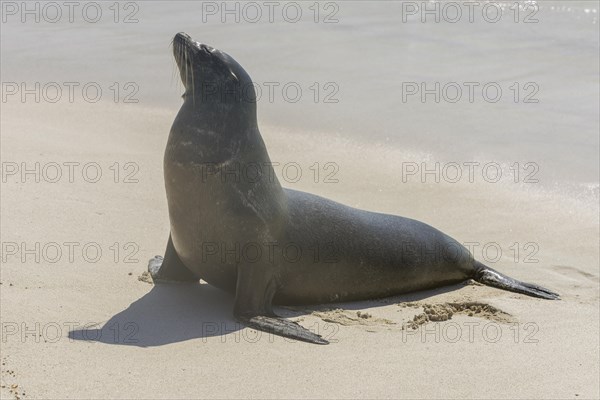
68,281,464,347
68,283,238,347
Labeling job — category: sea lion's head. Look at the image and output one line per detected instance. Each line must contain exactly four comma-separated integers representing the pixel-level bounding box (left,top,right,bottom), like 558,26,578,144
172,32,256,110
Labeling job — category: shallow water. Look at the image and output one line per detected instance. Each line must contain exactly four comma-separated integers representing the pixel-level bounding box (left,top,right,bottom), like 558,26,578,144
2,1,598,199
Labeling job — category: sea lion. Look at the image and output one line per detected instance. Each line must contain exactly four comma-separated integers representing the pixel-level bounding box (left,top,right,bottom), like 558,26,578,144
149,32,559,345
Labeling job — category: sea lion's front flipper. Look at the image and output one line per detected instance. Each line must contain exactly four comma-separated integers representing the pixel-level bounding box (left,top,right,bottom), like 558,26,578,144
148,234,200,283
241,315,329,345
233,264,329,345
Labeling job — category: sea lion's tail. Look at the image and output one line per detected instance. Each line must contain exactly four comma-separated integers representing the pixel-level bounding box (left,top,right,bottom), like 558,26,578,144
473,261,560,300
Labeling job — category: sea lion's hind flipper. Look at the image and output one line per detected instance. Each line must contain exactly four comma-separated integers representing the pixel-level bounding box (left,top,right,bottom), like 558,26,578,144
236,314,329,345
474,262,560,300
148,234,200,283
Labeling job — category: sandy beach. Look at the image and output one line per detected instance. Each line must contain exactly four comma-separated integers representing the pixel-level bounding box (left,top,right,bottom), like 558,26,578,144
1,1,599,399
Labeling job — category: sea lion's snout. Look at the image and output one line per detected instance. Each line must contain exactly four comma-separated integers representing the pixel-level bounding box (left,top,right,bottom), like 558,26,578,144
172,32,218,74
172,32,213,89
172,32,255,105
173,32,214,54
174,32,191,42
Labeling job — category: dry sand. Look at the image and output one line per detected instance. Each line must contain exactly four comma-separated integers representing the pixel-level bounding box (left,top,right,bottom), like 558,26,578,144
1,101,598,399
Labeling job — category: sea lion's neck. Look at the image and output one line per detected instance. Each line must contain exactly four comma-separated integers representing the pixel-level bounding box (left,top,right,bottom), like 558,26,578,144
168,99,274,169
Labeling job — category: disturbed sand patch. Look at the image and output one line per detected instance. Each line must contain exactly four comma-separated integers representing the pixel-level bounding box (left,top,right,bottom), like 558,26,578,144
137,271,153,284
1,355,25,400
312,309,396,327
400,301,514,330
